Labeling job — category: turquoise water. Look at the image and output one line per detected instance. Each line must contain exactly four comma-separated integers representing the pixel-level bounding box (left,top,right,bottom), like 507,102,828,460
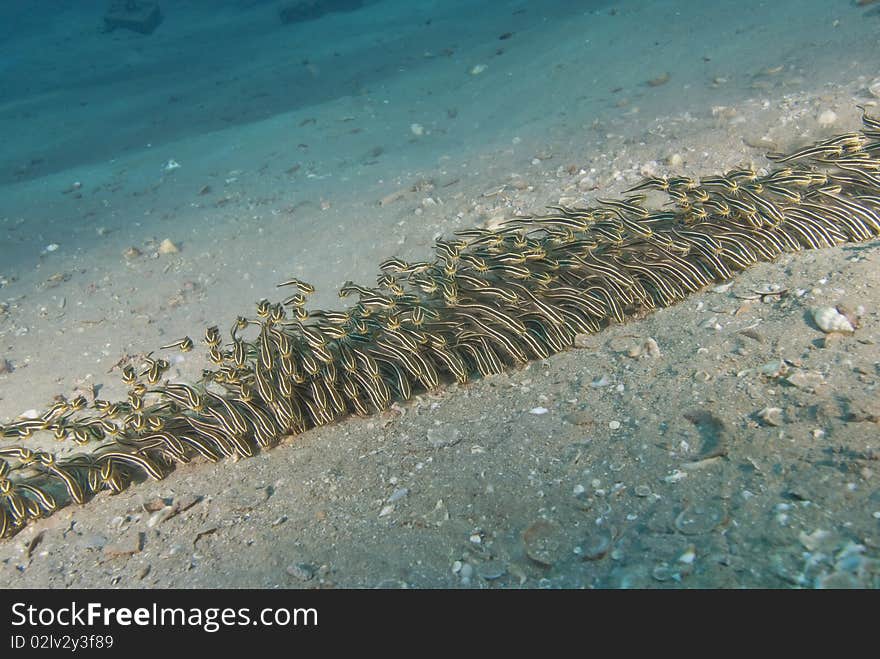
2,1,876,184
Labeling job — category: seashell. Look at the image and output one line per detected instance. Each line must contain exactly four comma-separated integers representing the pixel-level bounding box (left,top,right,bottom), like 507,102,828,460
760,359,788,377
580,530,612,561
158,238,179,255
812,306,854,334
522,519,565,566
652,564,677,582
674,500,726,535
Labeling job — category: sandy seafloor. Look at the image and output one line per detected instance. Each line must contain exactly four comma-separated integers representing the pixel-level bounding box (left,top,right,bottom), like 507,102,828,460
0,0,879,588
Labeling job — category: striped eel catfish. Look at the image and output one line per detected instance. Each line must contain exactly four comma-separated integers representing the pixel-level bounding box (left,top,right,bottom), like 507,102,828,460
1,109,879,538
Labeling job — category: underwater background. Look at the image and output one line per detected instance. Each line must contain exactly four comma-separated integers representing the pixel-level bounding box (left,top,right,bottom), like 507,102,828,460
0,0,879,588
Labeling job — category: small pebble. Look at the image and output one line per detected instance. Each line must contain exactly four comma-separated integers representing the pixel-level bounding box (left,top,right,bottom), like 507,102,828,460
80,533,108,550
608,420,621,430
817,110,837,127
286,563,315,581
427,426,462,448
476,561,506,580
757,407,784,427
387,488,409,503
529,406,549,415
785,371,824,390
158,238,179,255
798,529,832,552
647,72,670,87
760,360,788,377
577,176,597,192
143,497,169,513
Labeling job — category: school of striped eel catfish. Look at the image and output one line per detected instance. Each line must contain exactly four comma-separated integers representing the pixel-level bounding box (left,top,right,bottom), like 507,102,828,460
1,109,879,539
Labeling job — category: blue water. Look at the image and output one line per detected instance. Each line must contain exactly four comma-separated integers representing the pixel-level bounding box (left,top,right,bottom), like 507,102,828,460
1,2,875,178
0,1,585,182
0,0,870,184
